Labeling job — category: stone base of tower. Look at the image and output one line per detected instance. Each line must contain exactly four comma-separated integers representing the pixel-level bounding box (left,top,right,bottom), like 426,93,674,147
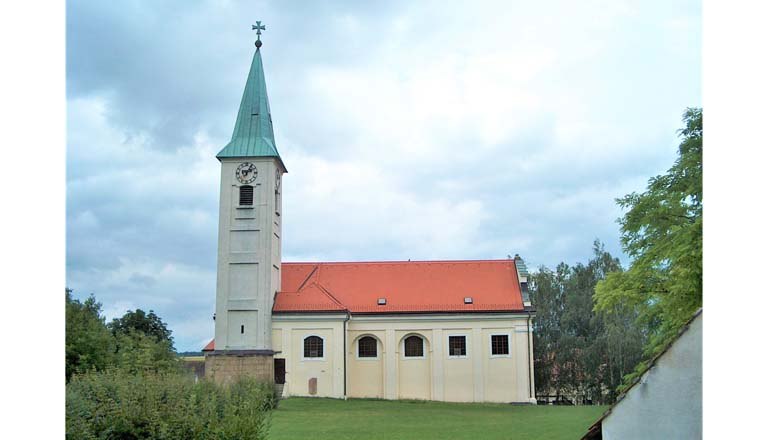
205,350,275,386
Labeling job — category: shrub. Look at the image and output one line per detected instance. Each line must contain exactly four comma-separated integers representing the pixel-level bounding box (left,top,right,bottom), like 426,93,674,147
66,369,277,440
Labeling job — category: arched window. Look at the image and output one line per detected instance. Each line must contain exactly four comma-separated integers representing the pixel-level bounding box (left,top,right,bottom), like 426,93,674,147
404,335,424,358
303,335,323,358
239,185,253,206
358,336,377,358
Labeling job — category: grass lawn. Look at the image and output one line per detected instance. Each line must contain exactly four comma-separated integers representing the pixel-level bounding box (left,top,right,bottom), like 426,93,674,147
270,397,606,440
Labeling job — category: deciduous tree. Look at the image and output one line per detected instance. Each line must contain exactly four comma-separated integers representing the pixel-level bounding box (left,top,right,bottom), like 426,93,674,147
65,288,115,381
594,107,702,384
108,308,174,350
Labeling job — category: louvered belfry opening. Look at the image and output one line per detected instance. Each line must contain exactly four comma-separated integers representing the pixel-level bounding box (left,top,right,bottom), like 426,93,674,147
239,185,254,206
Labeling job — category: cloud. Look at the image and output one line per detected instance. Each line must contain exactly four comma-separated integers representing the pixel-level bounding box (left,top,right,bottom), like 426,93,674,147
67,0,701,350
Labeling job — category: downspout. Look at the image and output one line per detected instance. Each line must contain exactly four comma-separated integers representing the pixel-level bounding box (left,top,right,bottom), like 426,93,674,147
527,317,532,401
343,311,350,399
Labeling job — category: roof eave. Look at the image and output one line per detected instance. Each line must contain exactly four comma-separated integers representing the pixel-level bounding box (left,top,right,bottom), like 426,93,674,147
216,153,288,173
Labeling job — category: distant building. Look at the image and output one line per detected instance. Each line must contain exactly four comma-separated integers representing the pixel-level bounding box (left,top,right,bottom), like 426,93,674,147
582,309,702,439
202,24,537,404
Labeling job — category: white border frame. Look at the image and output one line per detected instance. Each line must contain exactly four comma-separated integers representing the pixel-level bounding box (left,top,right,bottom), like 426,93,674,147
447,334,469,359
489,332,511,358
355,334,380,360
301,334,326,361
400,333,427,360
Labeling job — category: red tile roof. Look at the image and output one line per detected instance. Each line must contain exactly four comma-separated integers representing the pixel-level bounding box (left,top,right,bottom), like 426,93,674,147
274,259,525,314
202,260,526,351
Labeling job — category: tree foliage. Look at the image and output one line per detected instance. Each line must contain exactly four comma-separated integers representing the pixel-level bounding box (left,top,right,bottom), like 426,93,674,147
114,330,179,375
66,288,116,381
109,309,174,349
66,289,179,381
594,108,702,367
67,370,277,440
532,242,645,404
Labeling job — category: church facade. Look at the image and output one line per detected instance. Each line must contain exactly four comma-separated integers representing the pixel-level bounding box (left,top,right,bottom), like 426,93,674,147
204,25,536,404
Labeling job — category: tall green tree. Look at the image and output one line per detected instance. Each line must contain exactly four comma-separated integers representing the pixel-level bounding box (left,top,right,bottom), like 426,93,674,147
108,308,178,373
532,242,643,404
65,288,115,381
531,263,568,398
594,108,702,373
66,289,179,379
108,309,174,350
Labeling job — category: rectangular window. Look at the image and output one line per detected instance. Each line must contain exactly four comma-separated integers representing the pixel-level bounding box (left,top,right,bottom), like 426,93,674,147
491,334,509,356
449,336,467,357
239,185,254,206
275,190,280,214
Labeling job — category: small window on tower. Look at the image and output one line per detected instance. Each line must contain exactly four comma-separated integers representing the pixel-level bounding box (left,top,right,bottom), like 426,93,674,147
239,185,253,206
275,190,280,214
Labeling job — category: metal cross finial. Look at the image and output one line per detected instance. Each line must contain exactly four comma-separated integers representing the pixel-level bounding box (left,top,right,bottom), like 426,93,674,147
252,21,267,48
252,21,266,38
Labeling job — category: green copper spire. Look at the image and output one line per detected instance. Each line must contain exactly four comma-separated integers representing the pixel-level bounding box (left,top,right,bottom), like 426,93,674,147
217,22,284,169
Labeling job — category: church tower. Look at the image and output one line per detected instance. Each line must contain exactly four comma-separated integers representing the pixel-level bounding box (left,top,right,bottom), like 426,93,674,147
206,22,285,384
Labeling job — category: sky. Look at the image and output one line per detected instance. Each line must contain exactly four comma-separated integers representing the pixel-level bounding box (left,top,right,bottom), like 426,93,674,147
66,0,701,351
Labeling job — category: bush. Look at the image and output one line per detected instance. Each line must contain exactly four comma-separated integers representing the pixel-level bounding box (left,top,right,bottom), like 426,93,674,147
66,369,277,440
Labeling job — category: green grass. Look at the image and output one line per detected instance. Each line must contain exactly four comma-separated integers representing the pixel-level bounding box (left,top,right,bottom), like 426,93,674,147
270,397,606,440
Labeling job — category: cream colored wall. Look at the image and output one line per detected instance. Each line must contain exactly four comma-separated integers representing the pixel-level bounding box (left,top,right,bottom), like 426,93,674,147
271,313,535,403
397,331,432,400
442,329,474,402
346,333,384,398
271,315,346,399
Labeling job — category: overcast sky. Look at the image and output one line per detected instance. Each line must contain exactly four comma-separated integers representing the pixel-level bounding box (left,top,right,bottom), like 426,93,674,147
66,0,701,351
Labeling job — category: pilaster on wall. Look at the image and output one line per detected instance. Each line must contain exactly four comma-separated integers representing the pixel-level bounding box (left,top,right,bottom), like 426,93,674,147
205,352,274,386
473,327,484,401
384,328,397,400
334,323,345,398
432,328,444,400
514,318,536,403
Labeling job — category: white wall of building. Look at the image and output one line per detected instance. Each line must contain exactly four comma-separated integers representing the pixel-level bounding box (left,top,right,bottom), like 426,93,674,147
602,310,702,440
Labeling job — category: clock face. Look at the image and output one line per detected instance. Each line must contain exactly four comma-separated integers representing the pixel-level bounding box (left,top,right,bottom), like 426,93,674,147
275,169,281,191
235,162,258,184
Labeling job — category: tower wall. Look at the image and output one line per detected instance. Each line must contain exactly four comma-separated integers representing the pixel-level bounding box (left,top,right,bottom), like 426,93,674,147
209,157,282,384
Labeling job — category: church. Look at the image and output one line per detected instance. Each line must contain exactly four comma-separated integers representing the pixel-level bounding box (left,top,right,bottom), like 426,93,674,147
203,23,537,404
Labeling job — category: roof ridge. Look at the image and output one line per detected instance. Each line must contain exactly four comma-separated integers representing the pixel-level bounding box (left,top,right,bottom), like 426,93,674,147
281,259,514,265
